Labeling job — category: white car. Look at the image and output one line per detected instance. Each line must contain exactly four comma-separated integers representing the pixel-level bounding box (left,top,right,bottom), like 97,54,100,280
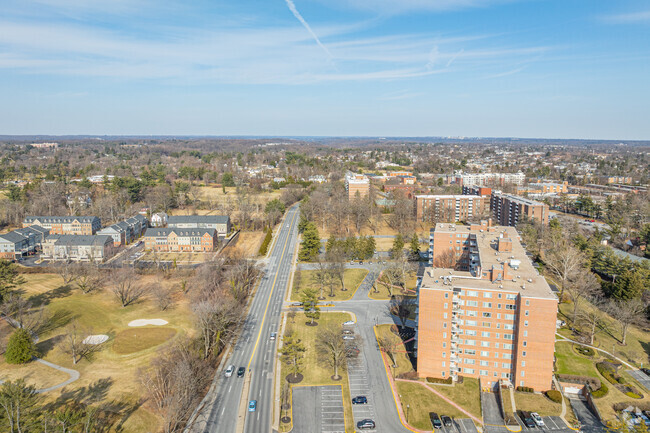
224,365,235,378
343,320,355,326
270,332,277,340
531,413,544,427
342,335,355,340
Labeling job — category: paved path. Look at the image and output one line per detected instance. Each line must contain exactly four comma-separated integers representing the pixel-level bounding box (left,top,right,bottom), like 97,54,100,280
555,333,636,369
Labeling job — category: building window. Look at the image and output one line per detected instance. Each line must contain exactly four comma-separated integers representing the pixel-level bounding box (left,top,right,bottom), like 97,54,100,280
443,342,446,348
445,293,449,298
480,360,489,367
463,368,475,374
524,321,528,327
498,293,502,299
523,341,527,347
466,330,477,336
522,351,526,356
443,323,447,328
483,292,492,298
521,361,526,367
443,332,447,338
442,371,446,377
481,370,488,376
466,301,478,307
481,351,489,357
442,352,446,358
444,313,448,319
524,330,528,337
465,349,476,355
482,322,491,328
525,300,530,306
482,332,491,338
465,359,475,365
483,302,492,308
466,320,477,326
521,371,525,377
482,312,492,318
481,341,490,348
444,303,448,309
467,290,478,297
506,294,517,300
525,310,529,316
504,324,514,330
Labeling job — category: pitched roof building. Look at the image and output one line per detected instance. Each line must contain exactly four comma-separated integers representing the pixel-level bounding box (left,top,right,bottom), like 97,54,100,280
143,228,218,252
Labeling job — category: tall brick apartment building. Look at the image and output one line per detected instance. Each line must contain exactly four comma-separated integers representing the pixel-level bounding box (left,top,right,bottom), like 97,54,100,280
415,195,490,222
344,172,370,199
417,220,557,391
490,192,549,226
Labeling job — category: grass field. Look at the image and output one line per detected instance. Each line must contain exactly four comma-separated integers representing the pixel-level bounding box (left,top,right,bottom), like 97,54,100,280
368,273,418,300
139,251,213,264
290,268,368,301
514,392,562,416
1,271,196,433
280,312,355,433
374,325,414,377
396,381,470,429
428,377,481,419
223,231,265,257
318,214,430,239
0,360,71,389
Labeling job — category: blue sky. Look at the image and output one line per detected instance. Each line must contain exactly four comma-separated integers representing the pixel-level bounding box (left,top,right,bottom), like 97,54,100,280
1,0,649,139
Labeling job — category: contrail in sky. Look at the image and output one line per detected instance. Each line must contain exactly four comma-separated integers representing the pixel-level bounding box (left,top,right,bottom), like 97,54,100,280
284,0,333,60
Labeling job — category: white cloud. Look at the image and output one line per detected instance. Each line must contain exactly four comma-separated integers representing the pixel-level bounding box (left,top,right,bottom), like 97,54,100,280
601,10,650,24
284,0,334,60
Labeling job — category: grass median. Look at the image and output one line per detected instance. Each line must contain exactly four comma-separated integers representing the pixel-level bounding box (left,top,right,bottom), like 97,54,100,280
290,268,368,301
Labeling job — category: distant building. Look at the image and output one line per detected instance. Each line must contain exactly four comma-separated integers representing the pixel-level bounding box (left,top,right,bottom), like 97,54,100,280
30,142,58,149
415,195,490,222
23,216,101,235
308,175,327,183
344,172,370,199
97,222,129,247
600,176,632,185
0,226,49,260
454,172,525,187
41,235,116,262
143,228,218,252
384,176,417,198
150,212,168,228
517,182,568,195
490,193,549,226
417,221,557,391
167,215,230,237
462,185,492,197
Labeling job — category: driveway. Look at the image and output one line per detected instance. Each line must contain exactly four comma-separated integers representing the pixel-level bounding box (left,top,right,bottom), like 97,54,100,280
481,390,504,426
568,396,605,433
628,370,650,392
292,385,345,433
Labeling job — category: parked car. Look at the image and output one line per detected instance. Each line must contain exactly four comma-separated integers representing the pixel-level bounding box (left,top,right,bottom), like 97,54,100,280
357,419,375,430
224,365,235,377
641,368,650,377
441,415,452,427
237,367,246,377
346,346,360,357
430,413,442,429
531,412,545,427
292,302,303,307
342,329,353,335
342,320,355,326
248,400,257,412
520,411,536,428
342,335,355,340
352,396,368,404
270,332,277,340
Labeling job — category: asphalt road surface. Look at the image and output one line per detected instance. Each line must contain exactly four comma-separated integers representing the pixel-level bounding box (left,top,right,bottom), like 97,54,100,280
197,205,300,433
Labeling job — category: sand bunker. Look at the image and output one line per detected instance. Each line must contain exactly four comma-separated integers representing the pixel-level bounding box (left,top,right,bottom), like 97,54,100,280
128,319,169,327
83,335,109,345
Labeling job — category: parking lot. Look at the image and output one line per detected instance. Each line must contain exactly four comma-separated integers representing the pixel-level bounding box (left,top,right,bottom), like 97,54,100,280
484,415,576,433
292,385,345,433
435,418,480,433
347,354,379,430
628,369,650,392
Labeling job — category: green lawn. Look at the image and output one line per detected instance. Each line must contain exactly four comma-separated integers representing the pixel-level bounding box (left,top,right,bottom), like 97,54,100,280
280,312,355,433
374,324,415,377
429,377,481,419
555,341,600,377
368,273,418,300
396,381,471,429
112,327,177,355
290,268,368,301
514,392,562,417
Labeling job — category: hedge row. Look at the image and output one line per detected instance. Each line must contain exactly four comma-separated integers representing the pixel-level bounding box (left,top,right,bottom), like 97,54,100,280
516,386,534,393
258,228,273,256
545,390,562,403
426,376,453,385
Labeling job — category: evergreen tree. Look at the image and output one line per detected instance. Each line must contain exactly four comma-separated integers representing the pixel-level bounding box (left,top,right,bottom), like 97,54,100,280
390,234,405,258
326,235,337,253
0,259,25,303
409,234,421,261
612,269,646,301
298,222,321,261
5,328,38,364
279,331,306,380
300,288,321,325
363,236,376,260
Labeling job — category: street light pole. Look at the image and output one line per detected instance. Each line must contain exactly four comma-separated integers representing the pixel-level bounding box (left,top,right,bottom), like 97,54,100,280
407,404,410,423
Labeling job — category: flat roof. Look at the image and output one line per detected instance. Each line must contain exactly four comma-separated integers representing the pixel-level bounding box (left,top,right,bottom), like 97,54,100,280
423,224,556,299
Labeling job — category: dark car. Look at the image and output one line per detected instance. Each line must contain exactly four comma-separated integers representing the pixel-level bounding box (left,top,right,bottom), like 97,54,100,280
641,368,650,377
357,419,375,430
352,396,368,404
430,412,442,429
237,367,246,378
441,415,452,427
519,411,536,428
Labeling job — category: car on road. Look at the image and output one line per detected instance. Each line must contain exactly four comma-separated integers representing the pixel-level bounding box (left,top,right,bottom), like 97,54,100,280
342,329,353,335
520,411,536,428
342,335,355,340
342,320,355,326
237,367,246,377
359,260,363,264
531,412,544,427
224,365,235,377
357,419,375,429
291,302,303,307
352,396,368,404
441,415,452,427
270,332,277,340
248,400,257,412
430,412,442,429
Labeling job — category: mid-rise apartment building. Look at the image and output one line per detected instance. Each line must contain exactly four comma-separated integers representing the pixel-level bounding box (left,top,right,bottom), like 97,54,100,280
167,215,230,237
462,185,492,197
417,221,557,391
41,235,116,262
517,182,568,195
454,172,525,187
415,195,489,223
143,228,218,252
344,172,370,199
23,216,101,235
0,226,49,260
490,193,549,226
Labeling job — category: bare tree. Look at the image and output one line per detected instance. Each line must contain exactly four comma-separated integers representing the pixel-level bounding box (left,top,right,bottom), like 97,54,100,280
544,240,585,301
61,320,103,365
606,298,647,345
578,300,605,346
110,269,147,307
152,284,175,311
433,249,456,269
226,259,260,302
55,260,77,286
72,263,104,294
316,324,350,380
565,271,600,324
140,342,211,433
192,296,241,359
390,295,411,327
311,259,330,300
0,294,48,335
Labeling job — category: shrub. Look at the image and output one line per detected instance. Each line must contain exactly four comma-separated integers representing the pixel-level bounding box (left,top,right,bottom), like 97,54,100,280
545,390,562,403
591,381,609,398
426,376,453,385
517,386,534,393
4,328,38,364
258,228,273,255
596,362,624,385
625,391,642,399
574,346,595,357
556,374,601,390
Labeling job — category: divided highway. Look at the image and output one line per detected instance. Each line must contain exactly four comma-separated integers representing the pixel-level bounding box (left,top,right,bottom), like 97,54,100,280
194,205,300,433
